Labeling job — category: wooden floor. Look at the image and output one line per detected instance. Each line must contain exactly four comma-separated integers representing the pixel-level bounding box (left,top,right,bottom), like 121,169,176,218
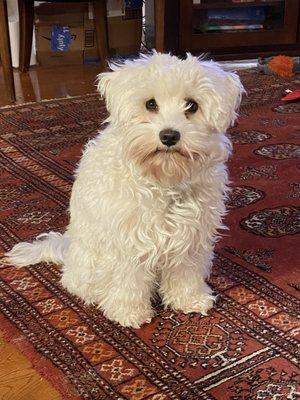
0,64,102,107
0,332,61,400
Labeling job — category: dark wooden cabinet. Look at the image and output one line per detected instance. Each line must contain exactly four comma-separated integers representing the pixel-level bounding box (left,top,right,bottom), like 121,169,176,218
157,0,300,59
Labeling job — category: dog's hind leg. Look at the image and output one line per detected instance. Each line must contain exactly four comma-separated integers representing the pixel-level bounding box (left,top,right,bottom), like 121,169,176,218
60,239,103,305
62,247,155,328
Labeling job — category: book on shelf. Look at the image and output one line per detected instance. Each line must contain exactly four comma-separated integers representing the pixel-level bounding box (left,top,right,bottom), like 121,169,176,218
232,0,283,2
206,23,264,31
207,7,266,22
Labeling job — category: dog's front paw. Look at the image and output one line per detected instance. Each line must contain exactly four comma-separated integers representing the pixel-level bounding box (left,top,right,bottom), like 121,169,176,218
165,293,216,316
178,294,216,315
103,306,154,329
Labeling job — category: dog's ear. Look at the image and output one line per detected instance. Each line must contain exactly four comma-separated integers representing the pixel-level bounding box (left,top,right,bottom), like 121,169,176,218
195,58,245,133
97,69,121,114
97,71,114,99
97,60,130,112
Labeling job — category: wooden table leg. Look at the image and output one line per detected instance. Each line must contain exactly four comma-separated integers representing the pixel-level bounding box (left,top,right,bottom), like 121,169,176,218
155,0,165,52
18,0,34,72
93,0,109,68
0,0,15,102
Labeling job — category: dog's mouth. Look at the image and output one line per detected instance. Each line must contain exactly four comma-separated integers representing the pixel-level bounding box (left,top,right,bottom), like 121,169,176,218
143,147,203,165
138,146,197,185
155,147,186,156
144,147,189,161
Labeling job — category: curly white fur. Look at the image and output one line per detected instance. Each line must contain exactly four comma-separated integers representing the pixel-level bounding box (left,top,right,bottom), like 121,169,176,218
5,52,244,328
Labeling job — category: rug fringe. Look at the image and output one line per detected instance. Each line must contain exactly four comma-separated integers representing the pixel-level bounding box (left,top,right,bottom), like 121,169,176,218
0,92,100,110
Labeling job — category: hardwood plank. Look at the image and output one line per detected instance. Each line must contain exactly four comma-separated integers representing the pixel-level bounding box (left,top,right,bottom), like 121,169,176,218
0,332,61,400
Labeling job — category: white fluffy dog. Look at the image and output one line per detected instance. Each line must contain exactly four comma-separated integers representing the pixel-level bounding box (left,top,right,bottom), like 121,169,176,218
5,52,243,328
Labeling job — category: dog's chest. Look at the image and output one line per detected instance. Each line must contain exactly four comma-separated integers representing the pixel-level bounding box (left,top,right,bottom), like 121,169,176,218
134,182,223,259
142,188,203,238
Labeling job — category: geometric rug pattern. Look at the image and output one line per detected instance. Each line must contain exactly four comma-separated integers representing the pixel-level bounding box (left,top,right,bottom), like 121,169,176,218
0,70,299,399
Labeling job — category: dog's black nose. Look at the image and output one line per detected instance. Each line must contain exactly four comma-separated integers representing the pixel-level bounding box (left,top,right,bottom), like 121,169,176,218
159,129,181,147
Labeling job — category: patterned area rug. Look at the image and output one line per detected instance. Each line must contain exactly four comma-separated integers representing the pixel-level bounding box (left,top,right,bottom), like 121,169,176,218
0,70,299,400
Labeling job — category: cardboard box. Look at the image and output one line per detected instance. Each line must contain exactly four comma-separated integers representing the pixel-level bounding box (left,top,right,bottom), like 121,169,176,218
83,5,99,63
107,0,125,17
35,2,142,66
35,3,86,25
107,11,142,56
35,3,86,66
84,4,142,62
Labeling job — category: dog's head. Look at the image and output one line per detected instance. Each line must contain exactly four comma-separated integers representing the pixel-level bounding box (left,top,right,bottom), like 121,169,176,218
97,52,244,186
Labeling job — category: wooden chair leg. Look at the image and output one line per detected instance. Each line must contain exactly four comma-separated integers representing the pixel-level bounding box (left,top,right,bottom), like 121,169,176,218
155,0,165,52
18,0,34,72
0,0,15,102
93,0,109,68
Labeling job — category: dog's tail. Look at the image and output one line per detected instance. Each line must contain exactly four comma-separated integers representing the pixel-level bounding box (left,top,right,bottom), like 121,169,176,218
3,231,69,267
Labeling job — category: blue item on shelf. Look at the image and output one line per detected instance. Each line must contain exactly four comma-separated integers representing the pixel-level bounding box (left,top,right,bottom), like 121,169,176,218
207,7,266,22
125,0,143,9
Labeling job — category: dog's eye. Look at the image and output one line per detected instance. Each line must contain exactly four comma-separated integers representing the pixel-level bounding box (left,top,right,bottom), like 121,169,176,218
146,98,158,112
185,99,198,113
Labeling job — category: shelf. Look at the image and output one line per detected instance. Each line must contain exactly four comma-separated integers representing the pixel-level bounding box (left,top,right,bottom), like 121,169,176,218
178,0,299,56
193,1,285,10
